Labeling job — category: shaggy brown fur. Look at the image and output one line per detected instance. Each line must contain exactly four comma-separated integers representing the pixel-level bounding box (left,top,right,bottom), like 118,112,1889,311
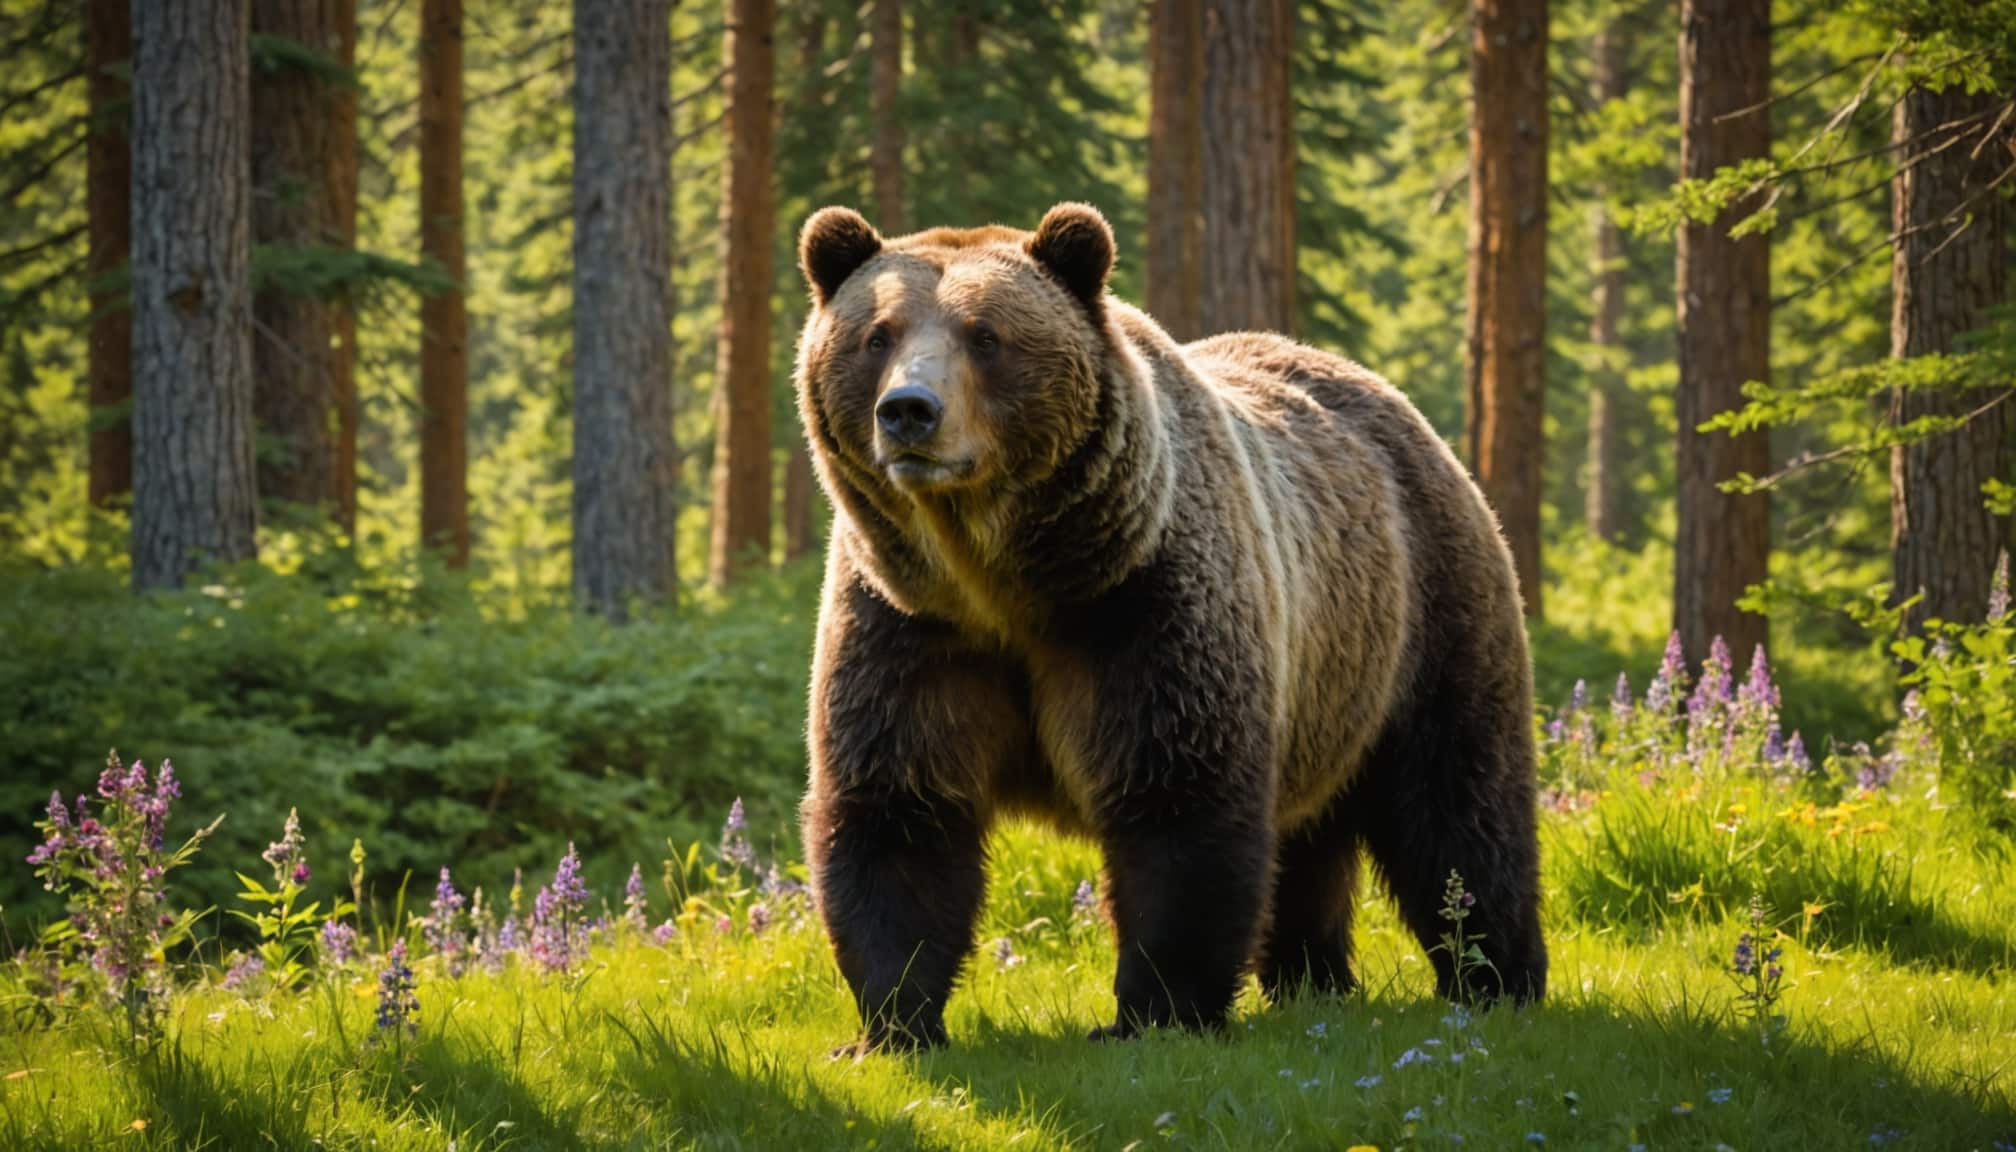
796,203,1546,1051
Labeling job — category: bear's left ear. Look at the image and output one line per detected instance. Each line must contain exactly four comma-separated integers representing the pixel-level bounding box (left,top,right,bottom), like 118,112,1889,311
1026,202,1114,318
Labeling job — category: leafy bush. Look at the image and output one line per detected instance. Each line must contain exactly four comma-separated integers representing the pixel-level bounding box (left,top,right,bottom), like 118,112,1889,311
1895,556,2016,831
0,558,820,930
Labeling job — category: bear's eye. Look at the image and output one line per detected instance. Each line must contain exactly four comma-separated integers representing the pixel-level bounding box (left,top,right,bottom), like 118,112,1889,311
969,324,1000,356
865,327,891,354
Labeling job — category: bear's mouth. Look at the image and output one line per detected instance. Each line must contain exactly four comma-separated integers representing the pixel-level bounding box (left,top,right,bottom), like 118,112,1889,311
883,451,976,491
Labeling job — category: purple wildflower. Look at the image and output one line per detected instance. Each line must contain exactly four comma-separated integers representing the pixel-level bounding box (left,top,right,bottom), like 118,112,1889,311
1611,673,1633,720
426,867,467,970
624,863,649,930
321,919,359,966
262,808,308,889
1988,551,2009,622
990,936,1024,969
1738,644,1779,713
1732,932,1756,976
720,798,756,871
652,920,679,945
1072,879,1098,921
374,940,419,1035
1785,731,1811,775
221,952,263,991
530,844,590,973
1646,632,1687,714
1762,724,1786,765
747,902,772,935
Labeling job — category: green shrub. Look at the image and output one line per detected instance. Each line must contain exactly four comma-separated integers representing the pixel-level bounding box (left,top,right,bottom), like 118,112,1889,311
0,558,821,930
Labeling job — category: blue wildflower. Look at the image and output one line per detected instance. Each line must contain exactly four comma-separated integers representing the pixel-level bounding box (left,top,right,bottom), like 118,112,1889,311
374,940,418,1035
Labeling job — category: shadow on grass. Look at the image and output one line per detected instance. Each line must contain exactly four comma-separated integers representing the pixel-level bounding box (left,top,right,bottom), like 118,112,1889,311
381,1032,592,1152
135,1036,320,1150
605,1010,946,1151
911,994,2016,1150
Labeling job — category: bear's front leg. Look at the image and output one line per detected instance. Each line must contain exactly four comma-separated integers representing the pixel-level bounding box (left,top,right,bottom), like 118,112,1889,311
802,574,1030,1052
805,786,985,1052
1095,790,1273,1038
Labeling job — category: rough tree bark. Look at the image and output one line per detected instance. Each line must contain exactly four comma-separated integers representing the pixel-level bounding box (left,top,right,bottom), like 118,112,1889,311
1890,85,2011,630
1148,0,1204,342
129,0,258,590
418,0,468,565
1465,0,1549,619
1674,0,1770,663
1199,0,1294,335
86,0,131,508
1585,23,1627,543
250,0,354,515
709,0,777,585
572,0,677,616
870,0,904,232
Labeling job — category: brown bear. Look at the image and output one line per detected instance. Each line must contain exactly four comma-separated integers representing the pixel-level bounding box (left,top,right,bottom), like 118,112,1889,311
795,202,1546,1051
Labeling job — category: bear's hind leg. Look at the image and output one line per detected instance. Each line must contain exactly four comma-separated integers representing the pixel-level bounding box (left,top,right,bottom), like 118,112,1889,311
1259,801,1362,1003
1358,675,1547,1005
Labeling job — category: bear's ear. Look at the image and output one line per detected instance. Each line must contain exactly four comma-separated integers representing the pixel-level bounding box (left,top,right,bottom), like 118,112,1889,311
799,207,884,306
1026,202,1113,317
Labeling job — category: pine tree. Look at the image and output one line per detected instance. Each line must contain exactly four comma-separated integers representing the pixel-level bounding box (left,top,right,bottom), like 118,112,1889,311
870,0,904,231
417,0,468,565
573,0,677,615
249,0,356,516
1889,84,2010,630
1465,0,1549,618
1200,0,1294,335
709,0,778,586
1585,20,1627,543
1147,0,1203,341
85,0,131,509
129,0,258,590
1674,0,1769,662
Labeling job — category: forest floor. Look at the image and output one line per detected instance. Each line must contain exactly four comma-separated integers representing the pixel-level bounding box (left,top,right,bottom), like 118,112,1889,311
4,798,2014,1151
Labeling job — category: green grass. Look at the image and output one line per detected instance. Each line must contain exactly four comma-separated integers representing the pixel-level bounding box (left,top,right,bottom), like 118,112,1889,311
4,812,2013,1151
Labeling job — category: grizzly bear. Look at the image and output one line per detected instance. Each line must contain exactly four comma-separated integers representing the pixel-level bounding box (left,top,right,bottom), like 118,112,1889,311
795,202,1546,1051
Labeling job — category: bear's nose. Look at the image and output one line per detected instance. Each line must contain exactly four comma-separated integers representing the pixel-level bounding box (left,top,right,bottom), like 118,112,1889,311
876,384,943,446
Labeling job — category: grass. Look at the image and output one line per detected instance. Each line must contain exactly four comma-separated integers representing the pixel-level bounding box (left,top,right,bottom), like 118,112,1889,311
4,812,2014,1151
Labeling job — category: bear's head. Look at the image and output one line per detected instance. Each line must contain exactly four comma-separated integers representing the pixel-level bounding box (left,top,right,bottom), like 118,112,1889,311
794,203,1117,502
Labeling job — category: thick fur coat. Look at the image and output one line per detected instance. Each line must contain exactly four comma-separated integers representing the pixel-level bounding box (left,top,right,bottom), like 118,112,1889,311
796,203,1545,1050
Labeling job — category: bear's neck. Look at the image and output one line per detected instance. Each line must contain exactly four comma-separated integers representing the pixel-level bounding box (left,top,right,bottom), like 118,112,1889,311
836,334,1173,642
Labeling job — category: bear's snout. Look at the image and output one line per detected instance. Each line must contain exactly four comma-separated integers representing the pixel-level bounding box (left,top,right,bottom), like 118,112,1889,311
876,383,944,446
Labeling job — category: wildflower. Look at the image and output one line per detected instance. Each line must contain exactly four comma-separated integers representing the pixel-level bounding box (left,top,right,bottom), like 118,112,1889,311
1738,644,1779,712
716,914,733,934
262,808,309,888
529,844,591,974
374,940,419,1035
623,863,649,930
320,920,359,966
720,798,756,871
220,953,263,991
1646,632,1687,714
652,920,679,946
1732,932,1756,976
1708,1087,1733,1104
426,868,467,963
1306,1022,1328,1039
1393,1047,1434,1069
1403,1106,1424,1122
1989,551,2009,622
989,935,1023,969
1526,1134,1547,1145
1611,672,1633,720
1672,1102,1695,1116
1061,878,1095,921
1785,731,1811,775
748,902,773,936
1354,1074,1383,1089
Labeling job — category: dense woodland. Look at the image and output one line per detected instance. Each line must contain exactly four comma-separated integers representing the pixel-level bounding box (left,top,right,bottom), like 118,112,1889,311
1,0,2014,902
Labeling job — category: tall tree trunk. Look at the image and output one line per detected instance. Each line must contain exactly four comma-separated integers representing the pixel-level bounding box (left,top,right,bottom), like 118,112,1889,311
86,0,131,509
1890,85,2011,630
1147,0,1204,342
250,0,353,515
418,0,468,565
1199,0,1294,335
710,0,778,585
1585,23,1626,543
329,3,359,535
573,0,677,616
782,10,822,563
1464,0,1549,619
1675,0,1770,662
130,0,258,590
870,0,904,231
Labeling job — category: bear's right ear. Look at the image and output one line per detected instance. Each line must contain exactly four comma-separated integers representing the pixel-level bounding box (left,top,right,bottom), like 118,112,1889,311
799,207,884,306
